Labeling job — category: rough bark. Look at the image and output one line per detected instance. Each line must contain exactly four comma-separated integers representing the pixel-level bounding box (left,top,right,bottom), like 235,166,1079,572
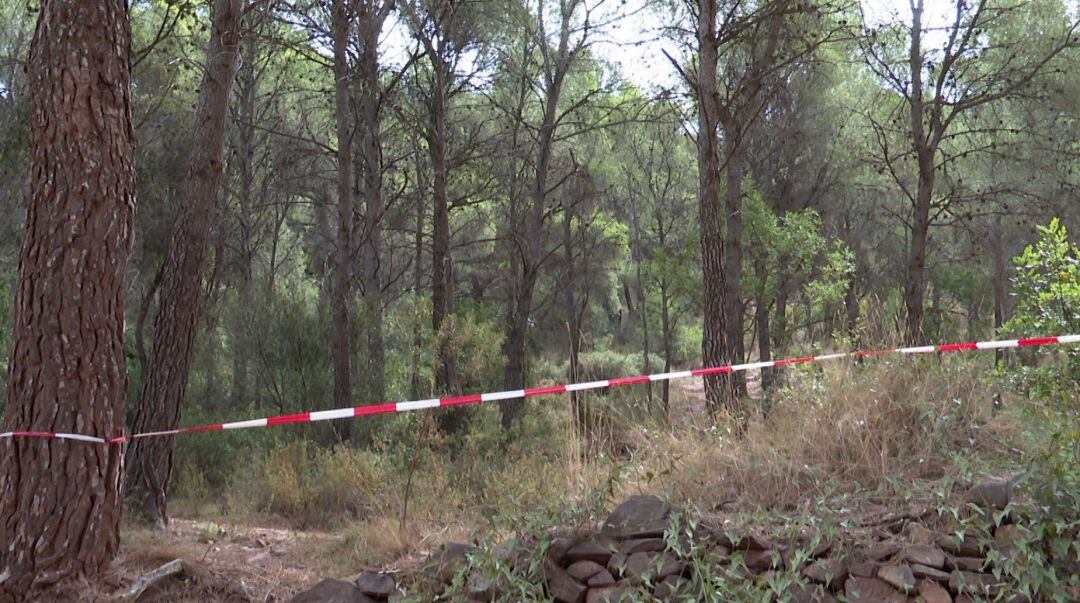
0,0,135,596
355,2,391,405
331,0,354,410
695,0,731,416
230,26,259,408
561,191,585,435
429,54,458,396
125,0,243,528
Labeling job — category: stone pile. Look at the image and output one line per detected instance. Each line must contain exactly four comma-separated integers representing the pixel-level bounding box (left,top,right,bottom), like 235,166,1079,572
288,478,1067,602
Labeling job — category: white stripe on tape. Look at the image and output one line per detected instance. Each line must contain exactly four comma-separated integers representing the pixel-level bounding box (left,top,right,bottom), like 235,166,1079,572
0,432,11,438
223,418,268,430
56,433,106,443
566,380,610,392
481,390,525,402
397,399,440,412
310,408,356,422
976,339,1018,349
649,370,693,382
814,353,849,361
1058,334,1080,344
899,345,936,354
731,361,775,372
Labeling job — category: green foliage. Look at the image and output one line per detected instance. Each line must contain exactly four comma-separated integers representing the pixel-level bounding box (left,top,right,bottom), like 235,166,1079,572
1004,218,1079,337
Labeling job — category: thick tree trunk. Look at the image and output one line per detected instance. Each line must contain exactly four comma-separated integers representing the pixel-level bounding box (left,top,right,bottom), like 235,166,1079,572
0,0,135,595
695,0,731,417
125,0,242,528
331,0,354,410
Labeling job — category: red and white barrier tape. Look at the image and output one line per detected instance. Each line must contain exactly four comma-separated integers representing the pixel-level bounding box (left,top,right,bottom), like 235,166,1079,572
2,334,1077,445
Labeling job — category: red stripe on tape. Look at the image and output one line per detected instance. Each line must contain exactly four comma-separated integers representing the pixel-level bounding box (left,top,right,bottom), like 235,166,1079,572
441,394,482,406
267,413,310,426
356,403,397,416
774,356,814,366
609,375,650,386
524,385,568,397
938,342,978,352
10,431,54,439
1018,336,1058,347
692,366,734,376
181,424,224,434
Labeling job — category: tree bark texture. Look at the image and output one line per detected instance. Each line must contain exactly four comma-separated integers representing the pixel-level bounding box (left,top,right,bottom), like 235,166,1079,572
125,0,243,528
331,0,355,411
0,0,135,597
429,58,458,396
695,0,731,416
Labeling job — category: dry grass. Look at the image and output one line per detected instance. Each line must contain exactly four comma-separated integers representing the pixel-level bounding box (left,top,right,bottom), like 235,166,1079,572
627,356,1019,510
148,353,1033,593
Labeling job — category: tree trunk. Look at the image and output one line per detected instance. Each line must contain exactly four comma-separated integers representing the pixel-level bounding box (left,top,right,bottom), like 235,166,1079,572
695,0,731,417
562,194,585,436
429,61,458,396
125,0,243,528
409,131,427,400
989,215,1009,363
0,0,135,595
357,12,386,405
722,126,746,399
331,0,354,411
904,0,931,345
230,26,258,408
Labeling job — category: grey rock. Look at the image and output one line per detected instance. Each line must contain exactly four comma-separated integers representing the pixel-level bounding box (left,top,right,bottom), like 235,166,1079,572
876,564,916,593
602,495,670,539
353,571,396,598
288,578,374,603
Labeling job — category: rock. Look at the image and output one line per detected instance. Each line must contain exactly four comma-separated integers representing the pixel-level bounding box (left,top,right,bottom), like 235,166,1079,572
548,537,574,566
288,578,374,603
606,552,627,578
621,551,681,581
865,541,902,561
618,538,666,555
948,570,1000,597
467,569,503,600
586,586,632,603
918,579,953,603
545,563,587,603
743,549,779,572
903,544,946,569
728,529,772,551
910,563,951,582
353,571,396,598
848,561,879,578
935,534,983,558
843,577,906,603
876,564,916,593
566,560,605,582
587,569,615,587
903,523,938,545
653,575,689,601
427,542,475,583
783,583,838,603
602,495,670,538
566,537,616,565
947,556,985,572
802,558,847,591
965,478,1012,511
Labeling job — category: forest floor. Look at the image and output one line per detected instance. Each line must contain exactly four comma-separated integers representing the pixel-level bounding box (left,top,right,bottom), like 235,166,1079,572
99,361,1077,601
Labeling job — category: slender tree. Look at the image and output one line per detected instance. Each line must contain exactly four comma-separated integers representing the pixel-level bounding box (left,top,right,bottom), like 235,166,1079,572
0,0,135,595
125,0,244,527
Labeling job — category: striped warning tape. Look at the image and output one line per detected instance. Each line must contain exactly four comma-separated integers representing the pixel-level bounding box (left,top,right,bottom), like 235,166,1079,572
1,334,1077,445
